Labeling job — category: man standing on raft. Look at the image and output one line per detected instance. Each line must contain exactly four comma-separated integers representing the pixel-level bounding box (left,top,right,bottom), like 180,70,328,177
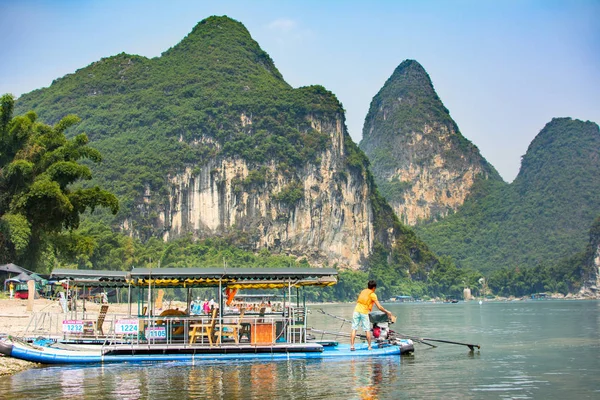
350,280,393,350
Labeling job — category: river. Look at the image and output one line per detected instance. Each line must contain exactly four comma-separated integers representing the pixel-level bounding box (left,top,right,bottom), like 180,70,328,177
1,300,598,399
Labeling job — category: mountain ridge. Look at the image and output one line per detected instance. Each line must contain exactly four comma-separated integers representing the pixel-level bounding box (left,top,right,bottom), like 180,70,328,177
13,16,439,282
360,59,502,226
416,117,600,274
161,16,287,84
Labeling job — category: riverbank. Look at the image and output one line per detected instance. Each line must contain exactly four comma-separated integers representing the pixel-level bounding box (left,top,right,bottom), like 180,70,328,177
0,355,36,377
0,298,135,377
0,298,59,376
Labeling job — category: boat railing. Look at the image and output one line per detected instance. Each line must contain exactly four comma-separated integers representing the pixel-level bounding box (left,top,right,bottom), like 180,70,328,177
23,311,63,337
57,310,305,347
24,304,309,348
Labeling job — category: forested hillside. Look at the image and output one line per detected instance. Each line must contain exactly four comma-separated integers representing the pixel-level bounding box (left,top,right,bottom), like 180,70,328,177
10,16,597,299
416,118,600,275
10,16,452,300
360,60,502,225
486,215,600,297
15,16,339,222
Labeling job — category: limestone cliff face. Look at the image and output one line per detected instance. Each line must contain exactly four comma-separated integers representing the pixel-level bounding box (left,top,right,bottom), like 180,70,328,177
581,216,600,295
375,122,491,225
593,241,600,292
125,114,375,269
360,60,502,225
16,16,418,272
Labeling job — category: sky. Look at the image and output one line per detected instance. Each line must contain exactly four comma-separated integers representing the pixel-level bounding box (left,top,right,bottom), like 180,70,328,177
1,0,598,182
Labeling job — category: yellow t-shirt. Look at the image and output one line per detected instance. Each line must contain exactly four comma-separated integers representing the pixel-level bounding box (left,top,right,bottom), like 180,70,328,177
354,289,377,314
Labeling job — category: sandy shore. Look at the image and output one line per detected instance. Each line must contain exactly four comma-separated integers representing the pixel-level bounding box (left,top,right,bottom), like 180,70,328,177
0,355,35,377
0,298,137,334
0,298,54,376
0,298,141,377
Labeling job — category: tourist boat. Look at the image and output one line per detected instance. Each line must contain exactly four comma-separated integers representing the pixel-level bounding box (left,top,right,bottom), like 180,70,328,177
0,267,414,364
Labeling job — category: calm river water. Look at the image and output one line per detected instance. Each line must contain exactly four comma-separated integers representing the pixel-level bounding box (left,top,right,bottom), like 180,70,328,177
1,300,598,399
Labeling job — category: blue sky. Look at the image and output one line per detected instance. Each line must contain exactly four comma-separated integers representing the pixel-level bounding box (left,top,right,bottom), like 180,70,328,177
1,0,598,182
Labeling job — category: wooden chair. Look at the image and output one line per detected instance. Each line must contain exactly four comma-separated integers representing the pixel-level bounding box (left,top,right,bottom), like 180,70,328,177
189,307,218,346
218,309,245,344
83,304,109,337
95,304,109,335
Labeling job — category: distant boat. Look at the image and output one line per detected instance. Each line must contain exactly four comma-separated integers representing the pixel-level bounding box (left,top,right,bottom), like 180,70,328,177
443,299,459,303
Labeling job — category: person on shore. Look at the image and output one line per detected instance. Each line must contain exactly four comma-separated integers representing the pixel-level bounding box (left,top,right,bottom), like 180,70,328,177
9,282,14,299
350,280,392,351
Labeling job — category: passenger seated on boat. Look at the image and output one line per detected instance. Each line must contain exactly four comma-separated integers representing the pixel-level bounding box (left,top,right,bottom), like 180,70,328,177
189,307,218,346
257,307,266,323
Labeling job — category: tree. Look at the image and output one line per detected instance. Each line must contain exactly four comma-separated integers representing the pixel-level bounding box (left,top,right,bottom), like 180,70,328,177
0,94,118,270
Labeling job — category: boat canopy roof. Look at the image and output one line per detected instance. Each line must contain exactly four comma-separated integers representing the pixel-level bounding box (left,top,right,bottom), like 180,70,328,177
50,269,129,287
129,267,338,289
50,267,338,289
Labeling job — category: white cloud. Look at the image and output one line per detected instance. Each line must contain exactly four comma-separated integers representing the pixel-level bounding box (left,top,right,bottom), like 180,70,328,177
267,18,297,33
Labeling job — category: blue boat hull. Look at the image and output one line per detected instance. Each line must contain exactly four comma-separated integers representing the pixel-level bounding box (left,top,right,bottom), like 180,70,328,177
1,339,413,365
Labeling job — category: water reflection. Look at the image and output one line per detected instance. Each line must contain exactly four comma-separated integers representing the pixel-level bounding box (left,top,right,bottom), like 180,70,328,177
111,368,143,399
249,363,277,397
350,358,394,399
60,368,84,398
187,364,225,398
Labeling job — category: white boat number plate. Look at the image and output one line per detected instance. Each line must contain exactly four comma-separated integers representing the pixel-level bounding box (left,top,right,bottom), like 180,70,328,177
145,327,167,340
62,320,84,333
115,319,139,334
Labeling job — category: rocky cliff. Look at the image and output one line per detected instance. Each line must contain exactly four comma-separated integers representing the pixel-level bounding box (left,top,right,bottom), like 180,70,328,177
15,16,419,271
139,114,376,268
359,60,502,225
580,216,600,296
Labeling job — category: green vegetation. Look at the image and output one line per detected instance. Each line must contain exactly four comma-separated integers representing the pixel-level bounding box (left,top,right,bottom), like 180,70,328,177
0,94,118,270
273,181,304,206
67,217,475,302
68,221,304,271
362,60,456,133
11,17,593,300
488,215,600,296
377,177,412,203
15,16,340,232
416,118,600,286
